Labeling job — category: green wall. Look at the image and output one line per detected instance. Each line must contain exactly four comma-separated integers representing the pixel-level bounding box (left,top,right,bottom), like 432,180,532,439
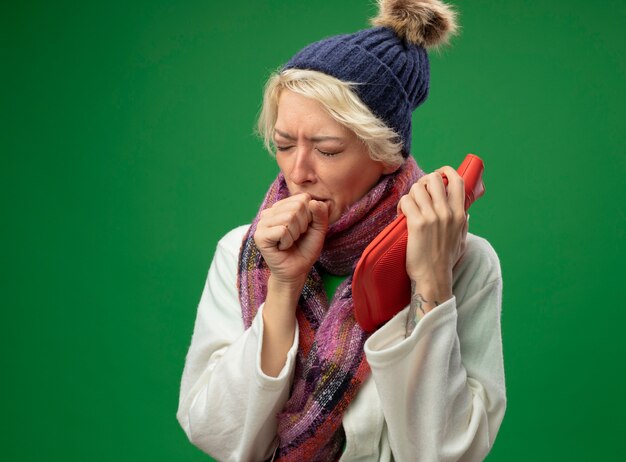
3,1,625,460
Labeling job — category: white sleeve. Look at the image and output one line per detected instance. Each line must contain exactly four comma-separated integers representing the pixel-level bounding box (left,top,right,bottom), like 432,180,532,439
176,226,299,462
364,235,506,462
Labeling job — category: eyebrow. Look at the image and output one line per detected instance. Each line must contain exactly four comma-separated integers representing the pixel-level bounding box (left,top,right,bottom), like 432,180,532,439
274,128,345,143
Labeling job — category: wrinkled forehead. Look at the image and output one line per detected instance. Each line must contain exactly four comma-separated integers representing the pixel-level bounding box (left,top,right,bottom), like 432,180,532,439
274,89,353,140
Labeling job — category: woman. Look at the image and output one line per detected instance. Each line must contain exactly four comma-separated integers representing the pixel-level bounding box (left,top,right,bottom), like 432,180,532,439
177,1,506,461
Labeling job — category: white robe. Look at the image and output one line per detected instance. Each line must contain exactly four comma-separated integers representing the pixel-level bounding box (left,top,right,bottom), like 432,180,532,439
177,225,506,461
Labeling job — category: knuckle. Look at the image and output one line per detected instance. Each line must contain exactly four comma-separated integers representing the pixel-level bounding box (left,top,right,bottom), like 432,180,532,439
295,200,307,214
439,209,453,223
424,213,438,225
253,231,265,247
451,170,463,182
278,226,290,241
407,215,425,231
397,197,408,214
454,211,466,223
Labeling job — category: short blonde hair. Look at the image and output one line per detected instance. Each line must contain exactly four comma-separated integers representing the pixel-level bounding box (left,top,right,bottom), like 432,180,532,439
256,69,405,167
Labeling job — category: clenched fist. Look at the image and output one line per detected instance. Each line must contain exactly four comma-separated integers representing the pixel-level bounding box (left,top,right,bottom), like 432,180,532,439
254,193,329,287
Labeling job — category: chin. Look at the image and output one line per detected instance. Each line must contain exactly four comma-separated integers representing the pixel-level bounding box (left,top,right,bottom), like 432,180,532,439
328,203,350,225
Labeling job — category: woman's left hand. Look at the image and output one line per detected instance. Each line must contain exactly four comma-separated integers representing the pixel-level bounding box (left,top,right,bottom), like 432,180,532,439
397,166,469,305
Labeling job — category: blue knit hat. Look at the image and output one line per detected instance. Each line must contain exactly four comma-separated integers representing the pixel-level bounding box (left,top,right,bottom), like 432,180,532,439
283,0,458,157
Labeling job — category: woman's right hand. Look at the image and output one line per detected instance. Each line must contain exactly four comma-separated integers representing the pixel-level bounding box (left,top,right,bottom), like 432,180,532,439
254,193,329,287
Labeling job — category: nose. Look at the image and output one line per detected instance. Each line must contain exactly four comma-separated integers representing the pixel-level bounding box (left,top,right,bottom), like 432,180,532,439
288,146,317,185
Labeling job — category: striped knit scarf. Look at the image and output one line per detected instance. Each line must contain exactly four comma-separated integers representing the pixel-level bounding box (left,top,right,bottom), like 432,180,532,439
238,157,421,461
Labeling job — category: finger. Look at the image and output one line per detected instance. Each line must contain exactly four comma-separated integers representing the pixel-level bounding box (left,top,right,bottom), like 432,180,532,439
420,172,448,208
425,172,457,222
435,166,465,218
309,200,329,232
397,194,425,229
254,223,293,250
281,192,312,204
277,224,295,251
266,196,312,234
409,182,437,222
260,210,307,240
397,195,406,216
264,193,310,221
285,194,313,230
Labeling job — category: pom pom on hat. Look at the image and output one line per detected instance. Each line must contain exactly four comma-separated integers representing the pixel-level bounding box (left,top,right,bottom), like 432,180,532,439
371,0,459,49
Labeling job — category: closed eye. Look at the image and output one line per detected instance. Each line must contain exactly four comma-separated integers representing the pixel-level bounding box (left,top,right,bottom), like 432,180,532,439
276,145,294,152
316,148,340,157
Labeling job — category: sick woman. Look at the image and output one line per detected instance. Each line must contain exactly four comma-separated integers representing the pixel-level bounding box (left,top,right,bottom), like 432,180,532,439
177,1,506,460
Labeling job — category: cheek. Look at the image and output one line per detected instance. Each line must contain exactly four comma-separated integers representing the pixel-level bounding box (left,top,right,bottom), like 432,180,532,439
275,153,287,172
276,154,294,183
330,169,374,204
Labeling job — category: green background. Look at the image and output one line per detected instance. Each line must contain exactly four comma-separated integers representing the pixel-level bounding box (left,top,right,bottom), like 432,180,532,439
3,0,625,461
